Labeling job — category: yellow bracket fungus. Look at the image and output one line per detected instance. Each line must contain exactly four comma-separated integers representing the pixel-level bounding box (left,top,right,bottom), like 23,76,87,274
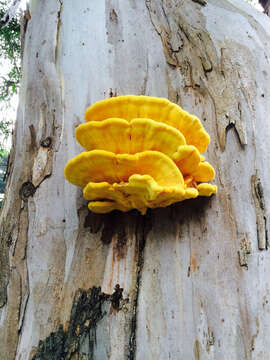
84,95,210,153
83,175,198,215
65,95,217,214
76,118,186,154
64,150,184,188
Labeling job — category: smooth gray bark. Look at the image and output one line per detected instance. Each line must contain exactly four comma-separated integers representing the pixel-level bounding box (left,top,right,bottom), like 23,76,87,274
0,0,270,359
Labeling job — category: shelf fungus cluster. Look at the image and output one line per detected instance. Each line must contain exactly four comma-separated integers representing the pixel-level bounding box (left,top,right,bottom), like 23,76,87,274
64,95,217,214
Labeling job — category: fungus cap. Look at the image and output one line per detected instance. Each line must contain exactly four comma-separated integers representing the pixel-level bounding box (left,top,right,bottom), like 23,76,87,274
65,95,217,214
84,175,198,215
64,150,184,188
197,183,217,197
85,95,210,153
76,118,186,155
76,118,210,177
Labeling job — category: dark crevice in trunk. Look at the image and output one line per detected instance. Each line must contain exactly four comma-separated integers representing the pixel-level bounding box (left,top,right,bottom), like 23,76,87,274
251,173,268,251
0,225,10,308
128,212,152,359
259,0,270,15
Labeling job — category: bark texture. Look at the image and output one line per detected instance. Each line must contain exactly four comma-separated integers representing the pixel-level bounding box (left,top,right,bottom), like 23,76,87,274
1,0,270,359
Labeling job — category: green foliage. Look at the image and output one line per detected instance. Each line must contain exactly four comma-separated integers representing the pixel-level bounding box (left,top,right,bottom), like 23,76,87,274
0,0,21,103
0,151,8,207
0,1,21,206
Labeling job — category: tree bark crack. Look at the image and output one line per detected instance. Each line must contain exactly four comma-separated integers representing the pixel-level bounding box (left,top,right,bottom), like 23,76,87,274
251,173,268,251
128,213,151,359
55,0,63,65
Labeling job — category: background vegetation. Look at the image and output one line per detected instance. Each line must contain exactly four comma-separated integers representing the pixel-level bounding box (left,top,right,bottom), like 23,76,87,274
0,0,21,207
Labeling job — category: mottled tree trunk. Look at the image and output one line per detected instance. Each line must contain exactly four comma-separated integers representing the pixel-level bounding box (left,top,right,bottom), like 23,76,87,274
1,0,270,359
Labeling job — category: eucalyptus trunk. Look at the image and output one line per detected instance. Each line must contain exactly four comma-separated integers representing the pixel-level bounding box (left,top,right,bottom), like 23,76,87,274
1,0,270,359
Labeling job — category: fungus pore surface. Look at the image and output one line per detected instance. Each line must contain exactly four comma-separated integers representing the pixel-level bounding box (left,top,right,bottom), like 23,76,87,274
65,95,217,214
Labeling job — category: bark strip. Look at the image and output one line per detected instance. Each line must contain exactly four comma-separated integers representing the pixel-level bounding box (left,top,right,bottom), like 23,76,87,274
251,173,268,251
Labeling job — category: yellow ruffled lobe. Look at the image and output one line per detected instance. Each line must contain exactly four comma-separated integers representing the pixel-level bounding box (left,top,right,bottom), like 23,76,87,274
85,95,210,153
88,201,132,214
191,162,215,182
64,150,184,188
173,145,201,175
76,118,130,154
197,183,217,196
76,117,213,182
64,95,217,214
84,175,198,215
76,118,186,156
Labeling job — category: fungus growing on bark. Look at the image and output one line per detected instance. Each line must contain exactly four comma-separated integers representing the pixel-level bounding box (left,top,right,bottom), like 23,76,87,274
84,95,210,153
65,95,217,214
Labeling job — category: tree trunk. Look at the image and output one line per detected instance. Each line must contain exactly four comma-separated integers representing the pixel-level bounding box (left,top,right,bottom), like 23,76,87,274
1,0,270,359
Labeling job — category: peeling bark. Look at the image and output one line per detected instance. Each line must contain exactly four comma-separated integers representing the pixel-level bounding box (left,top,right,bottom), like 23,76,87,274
1,0,270,359
146,0,256,151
